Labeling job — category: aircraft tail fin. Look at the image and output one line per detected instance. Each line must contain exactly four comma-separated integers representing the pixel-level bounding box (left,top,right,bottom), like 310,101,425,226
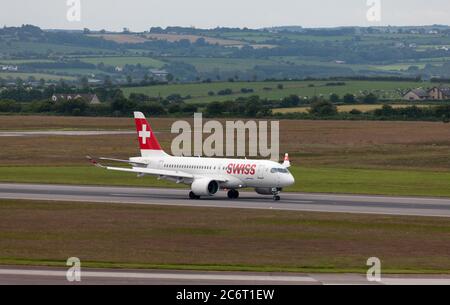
133,112,167,157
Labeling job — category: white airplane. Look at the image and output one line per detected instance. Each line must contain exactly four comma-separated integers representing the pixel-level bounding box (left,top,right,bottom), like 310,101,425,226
88,112,295,201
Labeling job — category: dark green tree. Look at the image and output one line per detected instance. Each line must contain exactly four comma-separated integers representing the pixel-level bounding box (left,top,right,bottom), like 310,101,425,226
206,101,224,116
343,93,356,104
309,101,338,116
329,93,340,103
363,93,378,104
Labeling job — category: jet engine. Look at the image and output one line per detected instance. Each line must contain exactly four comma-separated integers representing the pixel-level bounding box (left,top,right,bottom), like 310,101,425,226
191,179,219,196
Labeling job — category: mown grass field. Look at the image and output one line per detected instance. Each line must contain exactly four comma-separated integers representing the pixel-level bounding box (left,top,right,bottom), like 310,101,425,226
122,80,430,103
273,104,432,114
1,199,450,273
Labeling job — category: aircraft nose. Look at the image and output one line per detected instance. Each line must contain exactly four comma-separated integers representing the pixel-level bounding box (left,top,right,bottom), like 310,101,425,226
282,173,295,186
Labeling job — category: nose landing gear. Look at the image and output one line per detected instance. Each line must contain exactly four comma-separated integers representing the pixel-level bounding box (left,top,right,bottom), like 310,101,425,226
272,188,281,201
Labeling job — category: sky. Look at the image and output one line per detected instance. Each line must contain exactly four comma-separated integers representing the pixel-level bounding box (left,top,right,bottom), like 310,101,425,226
1,0,449,31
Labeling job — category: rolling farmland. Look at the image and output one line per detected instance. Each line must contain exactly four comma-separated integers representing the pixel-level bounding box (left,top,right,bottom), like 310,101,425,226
122,80,431,103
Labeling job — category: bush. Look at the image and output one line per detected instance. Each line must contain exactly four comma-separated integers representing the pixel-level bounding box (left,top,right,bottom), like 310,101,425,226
329,93,340,103
280,95,300,108
240,88,254,94
138,102,167,115
55,98,89,115
206,101,224,116
0,99,21,112
309,101,337,116
363,93,378,104
343,93,356,104
217,88,233,96
168,104,181,113
349,108,362,115
166,94,183,102
181,104,198,113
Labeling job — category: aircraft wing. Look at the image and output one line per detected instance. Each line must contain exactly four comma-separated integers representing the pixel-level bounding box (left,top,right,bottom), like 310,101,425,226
98,157,148,167
101,165,195,179
87,156,228,182
88,156,193,179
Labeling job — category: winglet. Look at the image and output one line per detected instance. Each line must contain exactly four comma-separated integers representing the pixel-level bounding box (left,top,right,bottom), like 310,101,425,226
282,153,291,168
86,156,105,168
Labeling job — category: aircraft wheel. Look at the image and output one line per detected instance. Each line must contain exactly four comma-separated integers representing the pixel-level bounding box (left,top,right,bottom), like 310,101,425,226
273,195,281,201
227,190,239,199
189,191,200,200
234,190,240,199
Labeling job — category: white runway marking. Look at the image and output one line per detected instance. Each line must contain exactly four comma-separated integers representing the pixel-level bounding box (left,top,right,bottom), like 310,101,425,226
0,131,135,137
1,268,449,285
0,269,316,283
381,278,450,285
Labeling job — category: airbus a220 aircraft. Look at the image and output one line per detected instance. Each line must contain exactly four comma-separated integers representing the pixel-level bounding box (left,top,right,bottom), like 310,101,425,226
88,112,295,201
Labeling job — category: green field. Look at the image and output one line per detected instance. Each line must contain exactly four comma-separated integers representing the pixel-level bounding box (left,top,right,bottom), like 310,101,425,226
123,80,430,103
0,72,76,81
273,104,432,113
1,165,450,197
79,56,166,68
0,41,115,55
166,57,277,72
1,199,450,273
0,59,56,65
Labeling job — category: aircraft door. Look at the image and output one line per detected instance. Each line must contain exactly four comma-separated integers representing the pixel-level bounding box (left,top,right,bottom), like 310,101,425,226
257,165,265,179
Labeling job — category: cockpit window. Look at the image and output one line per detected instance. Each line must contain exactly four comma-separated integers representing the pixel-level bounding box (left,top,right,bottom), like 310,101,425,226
271,167,289,173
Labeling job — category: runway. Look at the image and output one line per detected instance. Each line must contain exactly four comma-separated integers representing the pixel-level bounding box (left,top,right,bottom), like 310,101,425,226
0,130,135,137
1,266,449,285
1,183,450,217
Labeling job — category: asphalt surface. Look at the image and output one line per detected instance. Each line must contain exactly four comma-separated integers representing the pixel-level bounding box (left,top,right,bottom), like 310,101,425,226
0,130,135,137
1,183,450,217
1,266,449,285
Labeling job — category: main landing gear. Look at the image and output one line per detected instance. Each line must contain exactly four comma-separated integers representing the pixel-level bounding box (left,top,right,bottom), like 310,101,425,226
227,189,239,199
189,191,201,200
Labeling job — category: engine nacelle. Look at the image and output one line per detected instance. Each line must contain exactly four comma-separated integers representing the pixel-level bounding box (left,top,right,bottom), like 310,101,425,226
191,179,219,196
255,187,282,195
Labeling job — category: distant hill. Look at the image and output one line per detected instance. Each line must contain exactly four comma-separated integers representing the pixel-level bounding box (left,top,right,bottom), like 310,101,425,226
0,24,450,84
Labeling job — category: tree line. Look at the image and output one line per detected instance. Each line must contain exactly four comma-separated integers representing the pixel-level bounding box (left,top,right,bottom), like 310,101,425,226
1,83,450,121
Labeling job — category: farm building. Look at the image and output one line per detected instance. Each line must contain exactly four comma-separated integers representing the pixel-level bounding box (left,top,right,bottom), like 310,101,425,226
51,94,101,104
403,89,429,101
428,86,450,100
403,86,450,101
0,65,18,71
149,69,169,80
